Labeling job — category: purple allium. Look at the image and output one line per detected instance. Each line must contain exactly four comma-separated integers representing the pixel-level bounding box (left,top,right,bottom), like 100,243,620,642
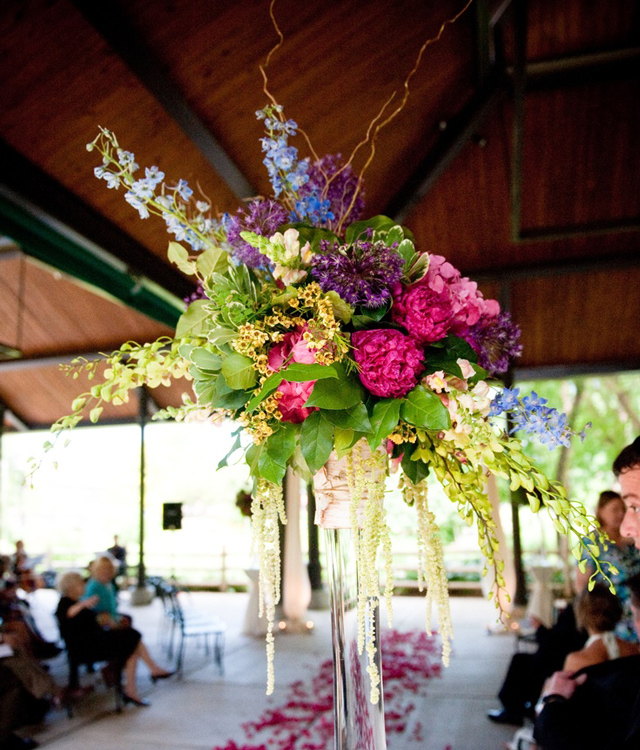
225,199,288,268
298,154,365,227
352,329,424,398
310,239,404,308
464,311,523,375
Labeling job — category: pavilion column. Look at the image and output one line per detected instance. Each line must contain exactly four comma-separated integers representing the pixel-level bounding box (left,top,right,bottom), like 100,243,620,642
130,386,153,605
281,468,311,630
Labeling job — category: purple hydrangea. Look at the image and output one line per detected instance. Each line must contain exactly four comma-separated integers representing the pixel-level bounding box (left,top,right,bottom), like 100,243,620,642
310,239,404,308
298,154,365,227
224,199,288,268
464,311,523,375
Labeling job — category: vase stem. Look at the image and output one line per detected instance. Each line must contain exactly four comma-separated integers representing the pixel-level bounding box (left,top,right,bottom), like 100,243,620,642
325,528,387,750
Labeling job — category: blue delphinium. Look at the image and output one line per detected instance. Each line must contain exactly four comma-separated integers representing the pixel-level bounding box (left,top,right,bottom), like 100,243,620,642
489,388,584,449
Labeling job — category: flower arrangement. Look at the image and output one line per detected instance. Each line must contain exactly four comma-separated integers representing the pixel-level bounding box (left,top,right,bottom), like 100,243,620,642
48,8,608,700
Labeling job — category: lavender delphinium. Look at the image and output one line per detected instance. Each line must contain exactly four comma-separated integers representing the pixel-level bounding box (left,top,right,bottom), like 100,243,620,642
311,238,404,308
465,311,523,375
224,199,289,268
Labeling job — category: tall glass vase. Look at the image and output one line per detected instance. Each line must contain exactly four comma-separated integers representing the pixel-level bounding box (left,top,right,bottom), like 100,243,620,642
325,529,386,750
314,445,387,750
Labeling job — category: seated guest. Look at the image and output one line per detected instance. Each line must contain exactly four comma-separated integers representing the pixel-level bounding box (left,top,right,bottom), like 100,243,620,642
0,580,61,660
0,630,66,749
534,438,640,749
57,572,173,707
563,583,639,673
486,601,586,726
84,556,128,627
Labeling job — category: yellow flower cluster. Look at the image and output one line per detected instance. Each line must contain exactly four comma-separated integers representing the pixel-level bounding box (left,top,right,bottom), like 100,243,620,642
388,423,418,444
232,323,270,358
237,392,283,444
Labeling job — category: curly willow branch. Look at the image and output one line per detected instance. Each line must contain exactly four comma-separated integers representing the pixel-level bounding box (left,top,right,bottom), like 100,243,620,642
259,0,475,233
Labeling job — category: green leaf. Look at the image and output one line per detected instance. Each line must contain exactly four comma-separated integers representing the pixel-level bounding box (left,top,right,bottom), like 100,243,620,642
217,429,243,470
190,348,222,372
401,386,451,430
266,423,298,467
325,291,353,323
344,215,396,243
287,223,339,253
401,448,431,485
244,363,338,414
245,443,264,479
245,372,285,413
423,335,479,378
333,427,355,458
209,376,250,409
396,238,416,263
368,398,402,449
299,412,335,474
175,299,212,338
196,247,228,277
323,403,372,432
221,353,258,390
168,241,196,275
207,327,238,346
305,376,364,410
384,225,405,246
281,362,339,382
258,451,287,484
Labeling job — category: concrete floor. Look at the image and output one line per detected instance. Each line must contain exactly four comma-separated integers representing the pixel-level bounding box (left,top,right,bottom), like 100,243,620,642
22,589,519,750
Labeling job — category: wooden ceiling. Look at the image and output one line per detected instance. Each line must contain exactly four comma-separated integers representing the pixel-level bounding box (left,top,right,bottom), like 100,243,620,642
0,0,638,431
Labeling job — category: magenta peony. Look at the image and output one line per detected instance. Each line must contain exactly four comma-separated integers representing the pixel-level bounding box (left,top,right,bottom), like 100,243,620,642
268,327,318,423
392,254,501,343
351,329,424,398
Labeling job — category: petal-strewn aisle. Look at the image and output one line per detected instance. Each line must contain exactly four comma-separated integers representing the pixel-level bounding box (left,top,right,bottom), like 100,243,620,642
214,629,445,750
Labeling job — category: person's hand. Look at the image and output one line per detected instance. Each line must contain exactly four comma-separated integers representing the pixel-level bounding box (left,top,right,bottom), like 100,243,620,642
529,615,543,630
84,595,99,608
544,670,587,701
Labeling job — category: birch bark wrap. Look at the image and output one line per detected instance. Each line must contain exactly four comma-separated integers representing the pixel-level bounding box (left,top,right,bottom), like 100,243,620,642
313,442,386,529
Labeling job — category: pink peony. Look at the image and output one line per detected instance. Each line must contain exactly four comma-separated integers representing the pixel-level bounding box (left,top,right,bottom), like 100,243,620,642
268,327,316,371
268,327,318,424
392,254,501,343
276,380,317,423
351,329,424,398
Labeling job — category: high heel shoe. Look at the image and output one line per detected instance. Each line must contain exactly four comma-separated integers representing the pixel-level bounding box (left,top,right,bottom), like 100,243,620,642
150,670,175,684
121,691,150,707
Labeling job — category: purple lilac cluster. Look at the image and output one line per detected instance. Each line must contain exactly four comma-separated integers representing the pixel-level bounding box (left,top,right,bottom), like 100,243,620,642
184,281,208,308
310,238,404,308
488,388,581,449
298,154,365,228
466,311,523,375
224,199,289,268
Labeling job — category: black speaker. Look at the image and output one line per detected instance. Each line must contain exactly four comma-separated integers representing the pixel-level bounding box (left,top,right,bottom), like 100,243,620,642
162,502,183,530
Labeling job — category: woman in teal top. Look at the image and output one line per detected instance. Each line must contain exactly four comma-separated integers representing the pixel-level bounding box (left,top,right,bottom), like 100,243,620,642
83,556,123,627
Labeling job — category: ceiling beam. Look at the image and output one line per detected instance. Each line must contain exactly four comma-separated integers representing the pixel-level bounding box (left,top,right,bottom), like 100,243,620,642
387,68,509,222
514,360,640,382
0,141,192,302
468,252,640,284
73,0,256,201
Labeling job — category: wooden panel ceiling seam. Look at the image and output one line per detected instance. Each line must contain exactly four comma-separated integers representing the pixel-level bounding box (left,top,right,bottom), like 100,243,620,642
72,0,257,201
